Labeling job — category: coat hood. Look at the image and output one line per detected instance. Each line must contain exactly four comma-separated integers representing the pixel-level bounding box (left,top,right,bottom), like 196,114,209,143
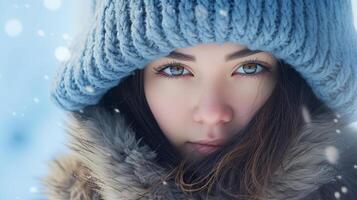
43,107,357,199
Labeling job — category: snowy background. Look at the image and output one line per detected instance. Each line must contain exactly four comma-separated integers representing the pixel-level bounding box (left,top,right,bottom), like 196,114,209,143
0,0,91,199
0,0,356,199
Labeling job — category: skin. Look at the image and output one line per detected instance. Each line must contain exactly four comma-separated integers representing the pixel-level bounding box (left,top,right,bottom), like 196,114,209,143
143,43,279,159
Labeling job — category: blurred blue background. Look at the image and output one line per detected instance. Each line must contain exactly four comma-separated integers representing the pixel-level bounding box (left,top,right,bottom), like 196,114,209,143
0,0,91,199
0,0,357,200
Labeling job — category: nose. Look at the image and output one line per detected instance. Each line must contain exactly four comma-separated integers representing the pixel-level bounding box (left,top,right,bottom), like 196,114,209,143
193,86,233,126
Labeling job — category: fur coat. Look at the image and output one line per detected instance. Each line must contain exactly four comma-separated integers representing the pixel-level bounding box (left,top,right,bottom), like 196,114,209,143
43,107,357,199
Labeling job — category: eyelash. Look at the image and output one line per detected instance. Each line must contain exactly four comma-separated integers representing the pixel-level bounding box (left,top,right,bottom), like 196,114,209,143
153,59,272,79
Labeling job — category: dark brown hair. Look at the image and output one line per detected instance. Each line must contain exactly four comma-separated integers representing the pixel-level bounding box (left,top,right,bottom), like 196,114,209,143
98,60,333,199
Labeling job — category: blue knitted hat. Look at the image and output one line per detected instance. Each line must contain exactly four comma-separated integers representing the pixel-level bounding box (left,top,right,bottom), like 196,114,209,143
51,0,357,122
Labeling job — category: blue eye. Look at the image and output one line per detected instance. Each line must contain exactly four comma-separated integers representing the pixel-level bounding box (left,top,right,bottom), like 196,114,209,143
154,60,270,79
154,61,192,79
161,65,190,77
234,63,267,76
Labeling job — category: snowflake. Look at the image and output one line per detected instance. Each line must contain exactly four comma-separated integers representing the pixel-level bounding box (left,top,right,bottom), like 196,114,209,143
55,46,71,62
43,0,62,11
33,97,40,103
219,9,228,17
85,85,95,93
62,33,71,40
341,186,348,194
29,186,38,193
37,29,45,37
334,191,341,199
325,146,339,164
4,19,23,37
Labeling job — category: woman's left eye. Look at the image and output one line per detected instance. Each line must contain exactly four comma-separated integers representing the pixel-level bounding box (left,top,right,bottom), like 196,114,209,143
233,63,268,76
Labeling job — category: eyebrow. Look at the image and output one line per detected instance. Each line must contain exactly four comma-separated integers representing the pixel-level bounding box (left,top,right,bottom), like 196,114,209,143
165,48,263,62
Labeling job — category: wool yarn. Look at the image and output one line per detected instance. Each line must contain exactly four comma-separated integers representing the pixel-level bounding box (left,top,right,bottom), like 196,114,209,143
50,0,357,122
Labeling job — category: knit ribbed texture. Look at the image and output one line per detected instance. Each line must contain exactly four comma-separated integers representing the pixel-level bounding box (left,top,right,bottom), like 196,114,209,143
51,0,357,122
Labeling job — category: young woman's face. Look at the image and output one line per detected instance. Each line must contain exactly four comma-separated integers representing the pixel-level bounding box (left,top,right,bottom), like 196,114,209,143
144,43,279,159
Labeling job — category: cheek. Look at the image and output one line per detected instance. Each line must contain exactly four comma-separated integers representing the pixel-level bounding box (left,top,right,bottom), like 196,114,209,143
144,80,188,120
144,78,190,145
231,77,276,122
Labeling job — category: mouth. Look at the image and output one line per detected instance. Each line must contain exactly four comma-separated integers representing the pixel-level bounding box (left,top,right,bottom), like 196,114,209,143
188,142,222,155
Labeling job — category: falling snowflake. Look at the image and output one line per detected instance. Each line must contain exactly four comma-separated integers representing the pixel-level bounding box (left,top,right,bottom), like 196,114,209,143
85,85,95,93
341,186,348,194
29,186,38,193
37,29,45,37
333,118,339,123
4,19,23,37
24,4,30,8
337,175,342,179
55,46,71,62
44,75,49,80
336,129,341,134
334,191,341,199
43,0,62,11
114,108,120,113
325,146,339,164
33,97,40,103
62,33,71,40
354,164,357,169
12,112,17,116
219,9,228,17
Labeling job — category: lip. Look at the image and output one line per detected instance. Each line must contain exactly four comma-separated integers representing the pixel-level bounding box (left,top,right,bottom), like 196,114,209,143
189,143,222,155
192,139,226,146
188,139,226,155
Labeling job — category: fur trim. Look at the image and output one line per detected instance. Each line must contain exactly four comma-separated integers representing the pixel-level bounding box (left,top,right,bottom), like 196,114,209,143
43,107,357,199
42,154,101,199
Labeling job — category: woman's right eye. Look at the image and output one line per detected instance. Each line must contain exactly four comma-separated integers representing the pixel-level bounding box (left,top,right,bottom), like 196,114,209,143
154,64,192,79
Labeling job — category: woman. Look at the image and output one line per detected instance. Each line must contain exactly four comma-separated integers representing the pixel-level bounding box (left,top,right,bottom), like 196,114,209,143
44,0,357,199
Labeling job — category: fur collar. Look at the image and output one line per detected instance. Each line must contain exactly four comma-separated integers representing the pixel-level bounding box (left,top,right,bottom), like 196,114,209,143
43,107,352,199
